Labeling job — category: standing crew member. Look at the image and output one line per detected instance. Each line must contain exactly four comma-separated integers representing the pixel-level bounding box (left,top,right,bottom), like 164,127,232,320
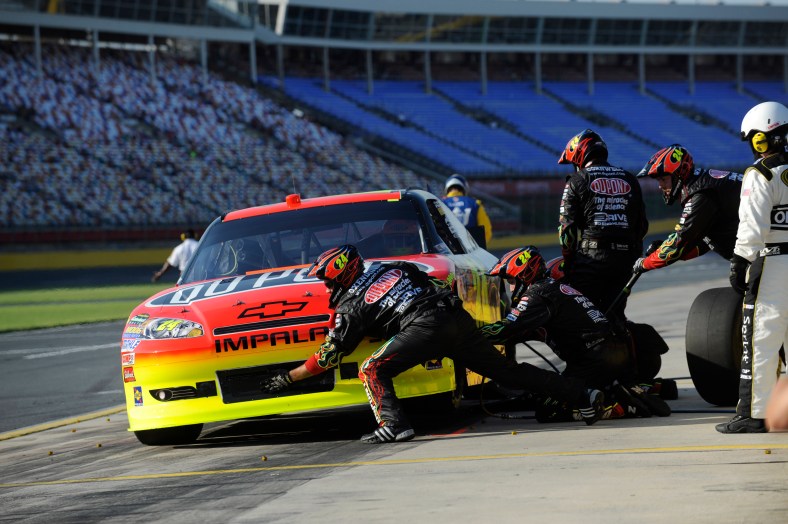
260,245,605,443
557,129,648,323
633,145,743,274
442,174,493,245
152,229,199,283
717,101,788,434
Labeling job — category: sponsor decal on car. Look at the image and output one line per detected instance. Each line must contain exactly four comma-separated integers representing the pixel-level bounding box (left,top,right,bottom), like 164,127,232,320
365,269,403,304
238,300,308,319
121,353,135,365
147,269,319,307
133,386,143,406
121,339,141,352
123,367,136,383
215,326,329,353
127,313,150,325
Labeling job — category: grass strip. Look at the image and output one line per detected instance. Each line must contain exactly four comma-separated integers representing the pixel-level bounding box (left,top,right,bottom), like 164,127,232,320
0,284,168,332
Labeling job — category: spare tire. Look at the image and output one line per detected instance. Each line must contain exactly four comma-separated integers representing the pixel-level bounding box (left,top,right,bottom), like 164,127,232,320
685,287,742,406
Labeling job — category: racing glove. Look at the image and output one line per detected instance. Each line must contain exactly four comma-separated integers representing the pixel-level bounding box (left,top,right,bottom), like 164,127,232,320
729,254,749,295
260,369,293,393
644,239,663,257
633,257,648,275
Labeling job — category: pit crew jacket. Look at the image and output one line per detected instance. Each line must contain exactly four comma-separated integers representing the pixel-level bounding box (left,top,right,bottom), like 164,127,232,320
479,277,610,361
559,163,648,261
734,151,788,262
304,261,456,375
642,168,743,271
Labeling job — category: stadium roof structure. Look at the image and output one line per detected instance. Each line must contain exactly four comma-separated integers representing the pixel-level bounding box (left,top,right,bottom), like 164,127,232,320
2,0,786,91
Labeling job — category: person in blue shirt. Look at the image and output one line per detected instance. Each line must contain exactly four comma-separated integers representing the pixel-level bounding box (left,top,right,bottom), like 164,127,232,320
442,174,493,245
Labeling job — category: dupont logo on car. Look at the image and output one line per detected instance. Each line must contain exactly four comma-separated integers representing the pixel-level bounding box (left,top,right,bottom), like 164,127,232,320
147,268,320,306
121,353,135,366
589,178,631,196
365,269,403,304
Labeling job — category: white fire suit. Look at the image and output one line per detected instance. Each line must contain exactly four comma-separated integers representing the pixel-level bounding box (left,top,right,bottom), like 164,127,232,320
733,151,788,419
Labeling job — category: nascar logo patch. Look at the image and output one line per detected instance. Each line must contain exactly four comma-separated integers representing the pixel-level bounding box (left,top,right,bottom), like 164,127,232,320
365,269,402,304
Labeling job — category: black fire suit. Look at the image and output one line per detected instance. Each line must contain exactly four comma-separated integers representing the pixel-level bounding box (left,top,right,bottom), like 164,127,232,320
641,169,742,271
304,261,591,429
559,163,648,321
479,277,633,390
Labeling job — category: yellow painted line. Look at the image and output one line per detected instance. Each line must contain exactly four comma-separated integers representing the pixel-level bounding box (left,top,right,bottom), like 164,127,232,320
2,443,786,488
0,405,126,441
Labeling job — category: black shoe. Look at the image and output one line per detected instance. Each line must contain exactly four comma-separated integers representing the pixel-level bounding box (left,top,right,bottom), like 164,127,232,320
715,415,766,434
578,389,605,426
629,383,671,417
639,378,679,400
360,425,416,444
535,396,575,423
612,382,652,418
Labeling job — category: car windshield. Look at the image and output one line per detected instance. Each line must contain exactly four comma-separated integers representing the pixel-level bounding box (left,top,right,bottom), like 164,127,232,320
181,200,430,284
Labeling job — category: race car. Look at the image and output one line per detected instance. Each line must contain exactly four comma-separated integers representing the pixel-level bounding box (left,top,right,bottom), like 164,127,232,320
122,190,503,445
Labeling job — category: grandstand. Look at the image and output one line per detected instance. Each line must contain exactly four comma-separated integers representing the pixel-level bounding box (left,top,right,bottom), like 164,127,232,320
1,0,786,242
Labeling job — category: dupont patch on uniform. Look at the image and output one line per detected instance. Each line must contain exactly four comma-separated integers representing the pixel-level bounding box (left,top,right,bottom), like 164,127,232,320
560,284,582,296
708,169,731,179
365,269,403,304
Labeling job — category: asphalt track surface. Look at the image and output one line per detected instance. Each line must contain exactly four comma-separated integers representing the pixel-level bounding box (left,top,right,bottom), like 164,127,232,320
2,255,787,522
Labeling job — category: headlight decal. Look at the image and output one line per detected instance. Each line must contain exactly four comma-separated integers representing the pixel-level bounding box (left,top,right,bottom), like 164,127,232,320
142,318,204,339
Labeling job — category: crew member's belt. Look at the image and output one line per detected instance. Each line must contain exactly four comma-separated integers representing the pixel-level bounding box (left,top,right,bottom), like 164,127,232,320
581,239,633,252
760,242,788,257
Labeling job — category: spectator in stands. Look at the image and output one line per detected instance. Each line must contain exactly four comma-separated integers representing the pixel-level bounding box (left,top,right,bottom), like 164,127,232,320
442,174,493,246
633,145,742,275
557,129,648,324
152,229,198,282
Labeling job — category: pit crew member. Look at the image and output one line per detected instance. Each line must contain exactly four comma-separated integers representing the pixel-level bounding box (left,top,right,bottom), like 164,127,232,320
481,246,670,420
633,145,742,274
261,245,605,443
557,129,648,324
717,101,788,434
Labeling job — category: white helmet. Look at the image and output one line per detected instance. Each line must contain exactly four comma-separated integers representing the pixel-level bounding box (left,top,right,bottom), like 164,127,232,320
444,174,469,194
740,101,788,157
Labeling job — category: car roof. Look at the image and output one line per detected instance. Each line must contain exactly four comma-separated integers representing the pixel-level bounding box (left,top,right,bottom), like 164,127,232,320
223,189,424,222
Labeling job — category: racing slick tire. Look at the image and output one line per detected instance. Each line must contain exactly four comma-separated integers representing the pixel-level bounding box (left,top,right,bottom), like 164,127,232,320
133,423,203,446
628,322,668,382
685,287,742,407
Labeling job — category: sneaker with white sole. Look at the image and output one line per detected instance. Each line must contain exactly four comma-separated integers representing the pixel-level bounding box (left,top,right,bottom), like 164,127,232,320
577,389,605,426
360,425,416,444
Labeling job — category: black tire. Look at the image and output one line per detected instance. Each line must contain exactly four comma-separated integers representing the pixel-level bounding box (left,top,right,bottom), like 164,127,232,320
134,423,203,446
628,322,667,382
685,287,743,406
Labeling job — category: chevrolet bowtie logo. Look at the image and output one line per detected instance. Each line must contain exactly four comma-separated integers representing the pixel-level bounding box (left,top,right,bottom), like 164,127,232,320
238,301,308,319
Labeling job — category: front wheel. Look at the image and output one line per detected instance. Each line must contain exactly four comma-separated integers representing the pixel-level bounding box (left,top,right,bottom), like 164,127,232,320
685,287,742,406
134,423,203,446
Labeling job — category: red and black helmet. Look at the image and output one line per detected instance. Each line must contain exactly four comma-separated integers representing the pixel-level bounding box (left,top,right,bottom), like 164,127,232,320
307,245,364,290
489,246,547,288
558,129,608,168
636,144,694,205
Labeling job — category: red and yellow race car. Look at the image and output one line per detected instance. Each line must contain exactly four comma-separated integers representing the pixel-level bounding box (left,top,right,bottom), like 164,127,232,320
122,190,504,445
